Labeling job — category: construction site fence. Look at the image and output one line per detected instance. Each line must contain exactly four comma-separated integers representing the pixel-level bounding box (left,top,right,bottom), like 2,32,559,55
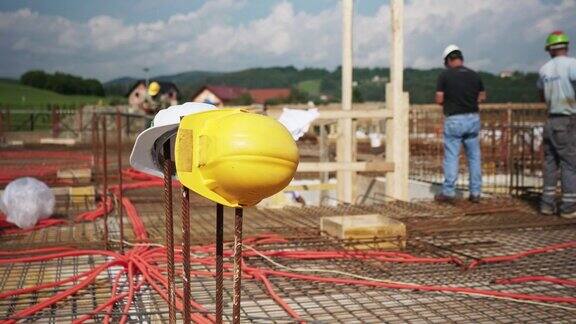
0,105,151,142
0,102,548,196
409,103,547,196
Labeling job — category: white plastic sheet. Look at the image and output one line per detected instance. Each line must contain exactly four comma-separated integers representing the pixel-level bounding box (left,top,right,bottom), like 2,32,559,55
0,177,55,229
277,108,320,140
368,132,383,148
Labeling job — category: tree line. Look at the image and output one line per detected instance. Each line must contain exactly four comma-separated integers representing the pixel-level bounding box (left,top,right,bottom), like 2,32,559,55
20,70,105,97
106,66,540,104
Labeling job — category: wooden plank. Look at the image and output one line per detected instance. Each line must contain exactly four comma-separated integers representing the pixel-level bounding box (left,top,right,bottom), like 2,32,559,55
297,161,394,173
40,138,76,146
57,168,92,180
385,88,410,201
321,214,406,250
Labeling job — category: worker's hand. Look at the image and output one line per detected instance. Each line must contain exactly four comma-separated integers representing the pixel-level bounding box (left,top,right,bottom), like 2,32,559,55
477,91,487,103
435,92,444,105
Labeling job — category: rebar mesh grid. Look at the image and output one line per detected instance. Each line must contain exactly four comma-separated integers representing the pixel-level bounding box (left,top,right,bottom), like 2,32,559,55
1,178,575,323
409,106,547,195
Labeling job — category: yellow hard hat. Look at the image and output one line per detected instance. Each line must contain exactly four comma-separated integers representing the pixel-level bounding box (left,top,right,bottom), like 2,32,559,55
148,81,161,96
175,109,299,207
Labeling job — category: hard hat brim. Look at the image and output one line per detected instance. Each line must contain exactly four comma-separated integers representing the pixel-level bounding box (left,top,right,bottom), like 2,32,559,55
130,123,179,178
129,102,217,178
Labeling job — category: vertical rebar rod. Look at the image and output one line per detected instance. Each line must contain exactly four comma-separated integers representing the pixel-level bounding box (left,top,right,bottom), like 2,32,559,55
215,203,224,324
181,187,192,323
93,114,100,194
163,141,176,324
101,115,109,250
232,207,243,324
116,109,124,254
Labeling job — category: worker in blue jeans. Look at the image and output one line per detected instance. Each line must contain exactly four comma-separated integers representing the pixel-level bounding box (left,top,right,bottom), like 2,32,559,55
434,45,486,203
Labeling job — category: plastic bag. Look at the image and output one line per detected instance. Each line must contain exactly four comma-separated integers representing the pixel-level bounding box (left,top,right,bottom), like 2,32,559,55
0,177,55,229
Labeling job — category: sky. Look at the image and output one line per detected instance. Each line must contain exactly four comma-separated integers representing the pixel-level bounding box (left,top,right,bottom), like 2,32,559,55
0,0,574,82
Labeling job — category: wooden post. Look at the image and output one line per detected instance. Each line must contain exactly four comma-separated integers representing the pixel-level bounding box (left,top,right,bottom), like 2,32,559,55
337,0,355,203
319,122,330,204
78,107,84,142
384,0,410,201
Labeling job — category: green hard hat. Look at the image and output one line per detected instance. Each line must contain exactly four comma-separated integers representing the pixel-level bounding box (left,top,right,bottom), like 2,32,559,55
546,31,569,50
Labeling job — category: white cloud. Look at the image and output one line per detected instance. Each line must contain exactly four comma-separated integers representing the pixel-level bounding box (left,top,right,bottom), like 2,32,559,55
0,0,574,80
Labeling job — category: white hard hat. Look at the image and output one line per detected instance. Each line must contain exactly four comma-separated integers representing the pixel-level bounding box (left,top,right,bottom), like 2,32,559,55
442,44,460,62
130,102,216,178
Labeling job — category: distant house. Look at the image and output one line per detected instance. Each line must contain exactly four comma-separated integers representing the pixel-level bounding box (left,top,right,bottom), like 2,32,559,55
499,71,514,79
191,85,247,106
191,85,291,106
127,80,179,109
247,88,291,104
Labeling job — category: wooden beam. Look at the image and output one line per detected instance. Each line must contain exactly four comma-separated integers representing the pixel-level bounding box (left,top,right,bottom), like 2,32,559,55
337,0,355,203
298,161,394,173
385,0,410,202
284,183,337,192
317,109,392,120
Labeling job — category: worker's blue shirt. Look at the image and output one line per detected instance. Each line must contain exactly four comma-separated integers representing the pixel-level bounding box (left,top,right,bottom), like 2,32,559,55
537,56,576,115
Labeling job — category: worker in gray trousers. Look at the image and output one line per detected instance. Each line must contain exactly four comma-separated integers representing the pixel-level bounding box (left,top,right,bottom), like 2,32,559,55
538,31,576,218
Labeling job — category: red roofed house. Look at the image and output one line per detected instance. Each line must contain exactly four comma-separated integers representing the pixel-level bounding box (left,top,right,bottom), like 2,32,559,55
248,88,291,104
191,85,291,106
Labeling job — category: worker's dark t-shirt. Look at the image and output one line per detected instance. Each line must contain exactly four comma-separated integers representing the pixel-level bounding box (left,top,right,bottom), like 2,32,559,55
436,66,484,116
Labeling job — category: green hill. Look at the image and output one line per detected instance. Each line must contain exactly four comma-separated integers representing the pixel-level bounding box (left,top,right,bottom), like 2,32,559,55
105,66,541,104
0,81,108,108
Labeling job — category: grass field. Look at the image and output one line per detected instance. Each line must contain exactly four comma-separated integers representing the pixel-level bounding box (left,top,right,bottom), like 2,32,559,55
297,79,321,97
0,81,107,108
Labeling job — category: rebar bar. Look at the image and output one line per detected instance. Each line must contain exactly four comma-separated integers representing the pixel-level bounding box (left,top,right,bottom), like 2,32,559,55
116,109,124,254
163,141,176,324
215,203,224,324
101,115,109,250
181,187,191,323
232,207,244,324
92,113,99,203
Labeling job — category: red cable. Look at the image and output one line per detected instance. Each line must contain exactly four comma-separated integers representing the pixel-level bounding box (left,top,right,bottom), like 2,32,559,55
495,276,576,287
3,260,124,323
119,262,136,324
0,261,117,299
256,267,576,304
468,241,576,269
103,268,126,324
250,270,305,323
3,169,575,322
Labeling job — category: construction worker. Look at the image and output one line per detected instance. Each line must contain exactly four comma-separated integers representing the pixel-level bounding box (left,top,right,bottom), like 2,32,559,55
142,82,162,114
434,45,486,203
538,31,576,218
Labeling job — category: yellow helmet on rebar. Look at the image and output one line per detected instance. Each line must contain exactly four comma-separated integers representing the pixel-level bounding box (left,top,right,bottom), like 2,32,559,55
175,109,299,207
148,81,161,96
